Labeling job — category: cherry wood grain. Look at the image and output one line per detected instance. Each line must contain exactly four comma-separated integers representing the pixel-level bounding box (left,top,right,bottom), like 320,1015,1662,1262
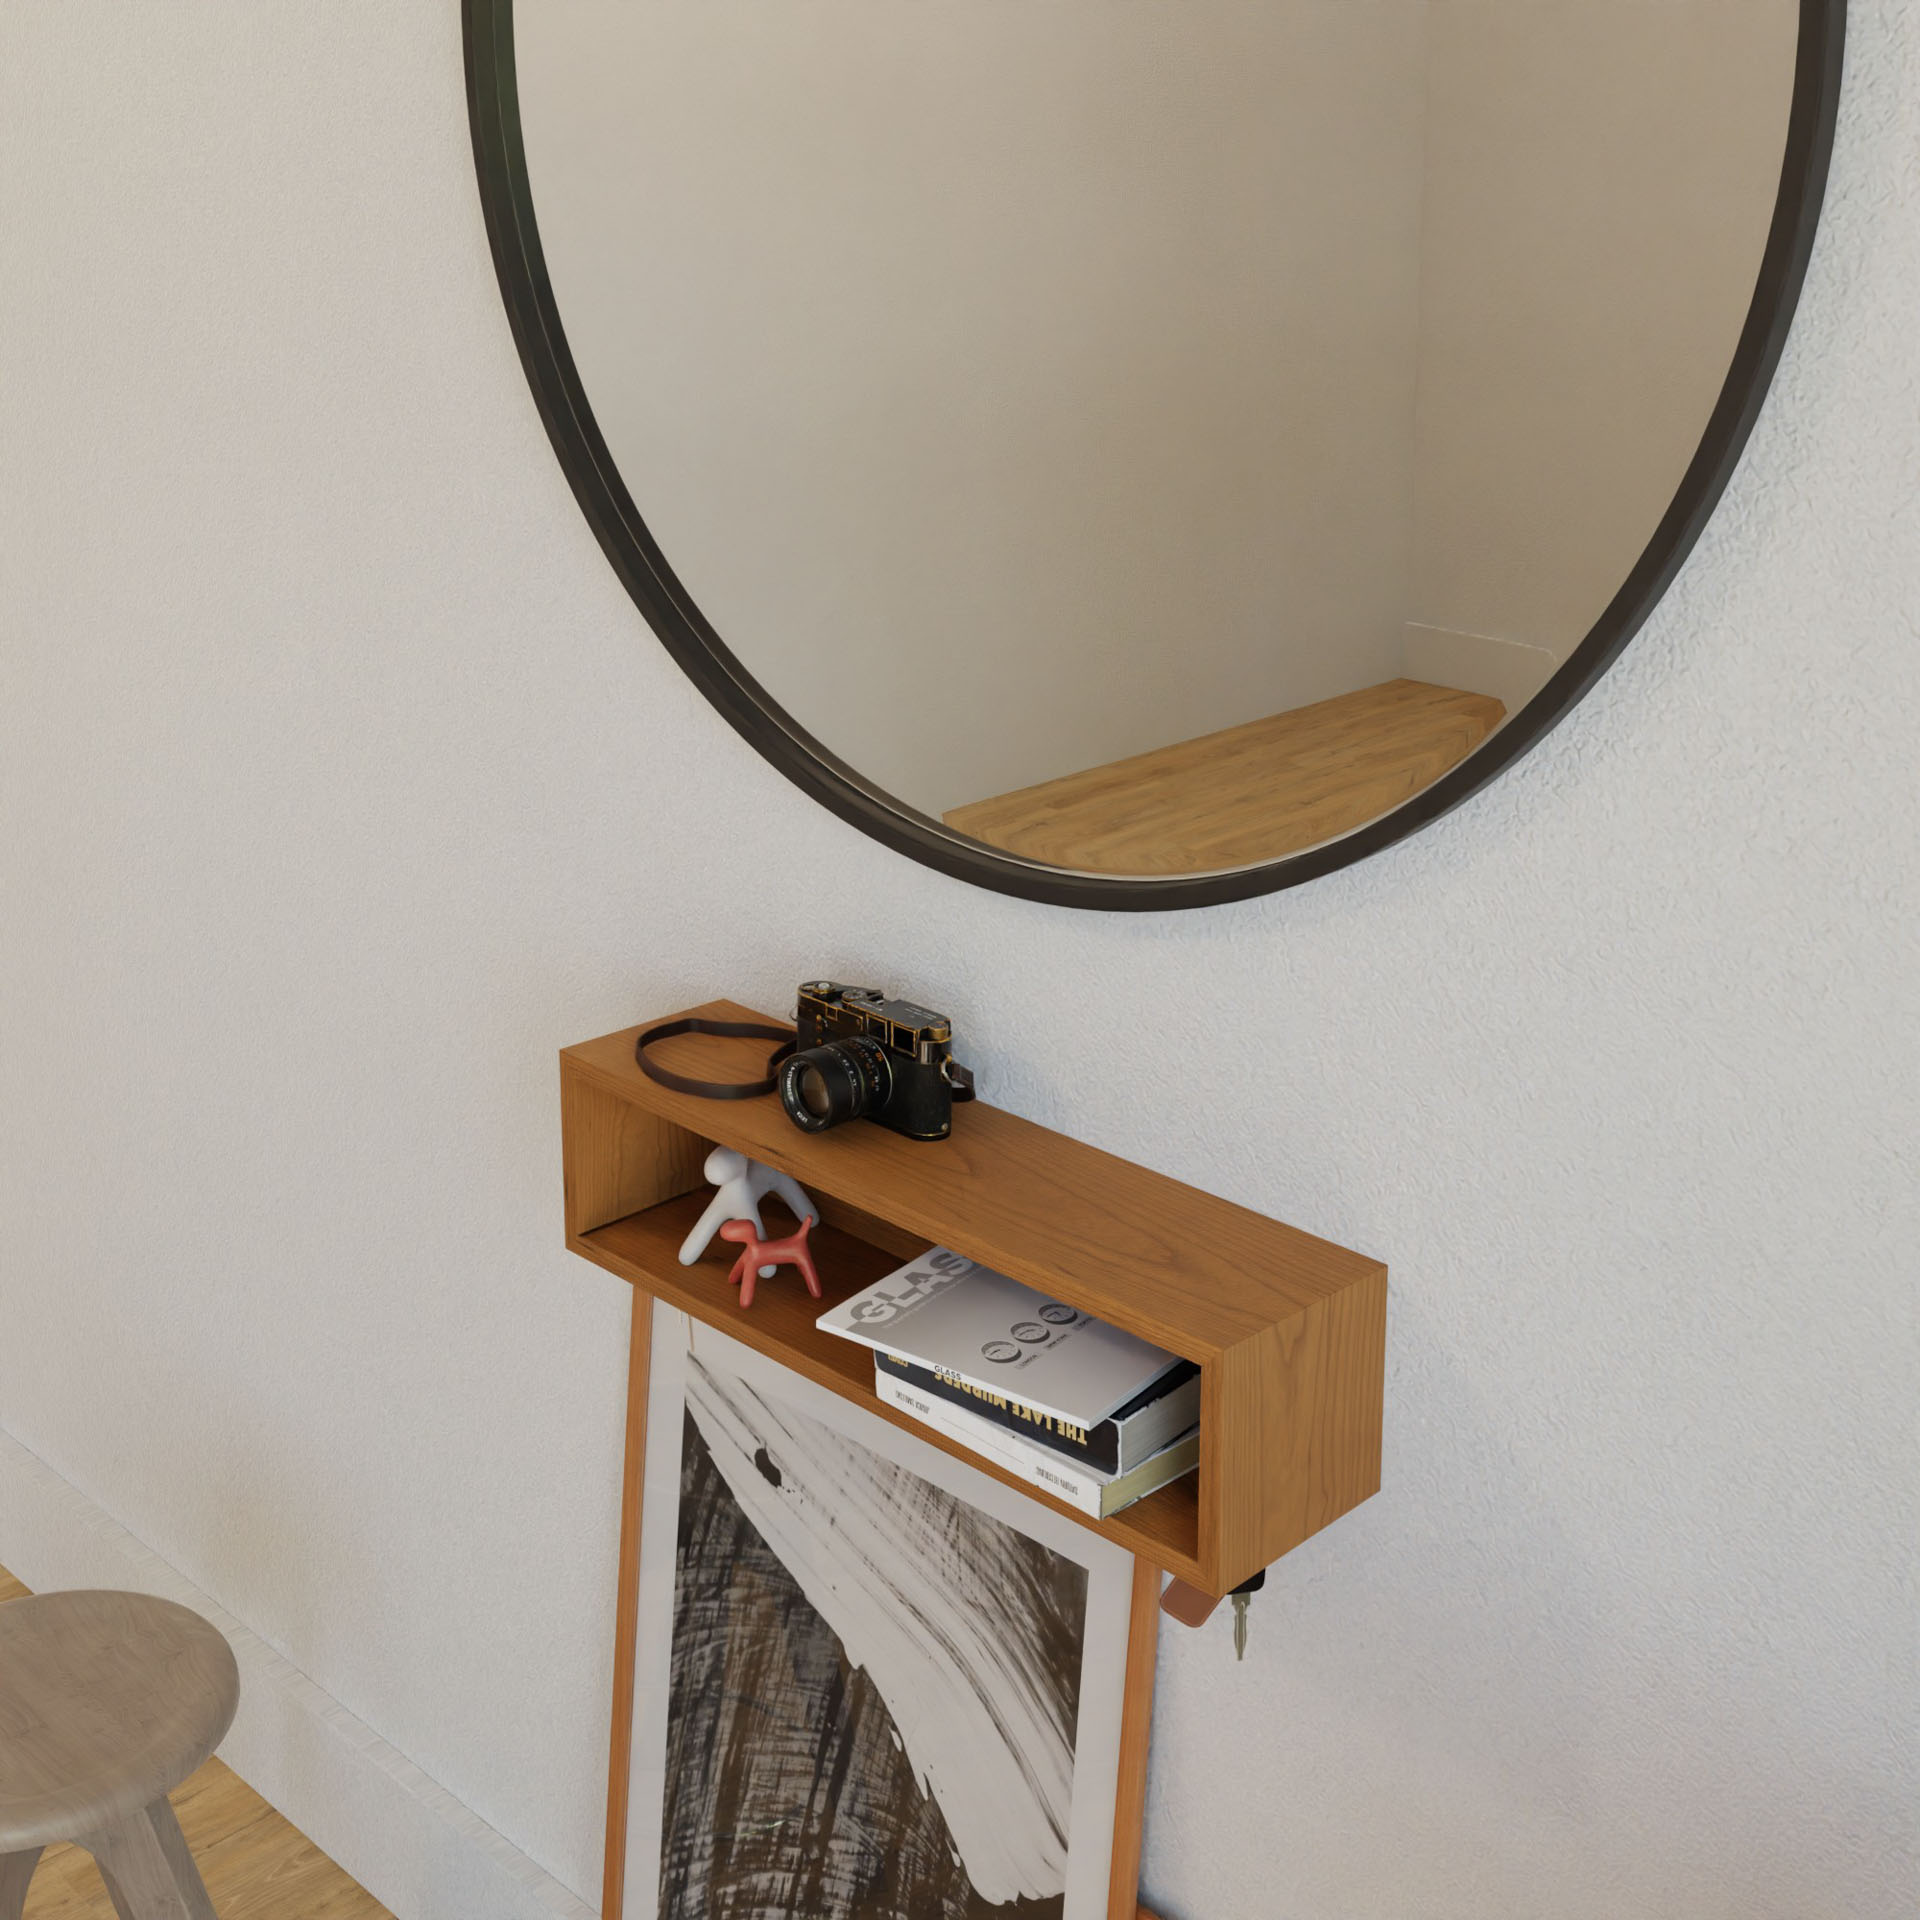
1202,1268,1388,1576
563,1003,1388,1593
599,1295,653,1920
1106,1563,1162,1920
562,1065,707,1240
576,1192,1205,1582
565,1008,1383,1357
942,678,1506,875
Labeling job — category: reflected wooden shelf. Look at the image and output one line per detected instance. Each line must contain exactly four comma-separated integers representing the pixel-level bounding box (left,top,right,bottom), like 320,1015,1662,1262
943,677,1504,875
563,1002,1387,1595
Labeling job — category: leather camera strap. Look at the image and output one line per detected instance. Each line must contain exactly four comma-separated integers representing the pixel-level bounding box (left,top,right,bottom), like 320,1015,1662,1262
634,1016,796,1099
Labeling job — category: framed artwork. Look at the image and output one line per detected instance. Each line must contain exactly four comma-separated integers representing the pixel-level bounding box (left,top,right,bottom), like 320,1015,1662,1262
601,1300,1161,1920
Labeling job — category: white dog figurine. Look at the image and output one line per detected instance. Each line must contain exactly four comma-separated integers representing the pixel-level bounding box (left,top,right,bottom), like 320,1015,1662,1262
679,1147,819,1278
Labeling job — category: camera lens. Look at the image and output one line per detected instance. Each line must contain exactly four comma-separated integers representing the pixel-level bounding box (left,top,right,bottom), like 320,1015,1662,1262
779,1037,892,1133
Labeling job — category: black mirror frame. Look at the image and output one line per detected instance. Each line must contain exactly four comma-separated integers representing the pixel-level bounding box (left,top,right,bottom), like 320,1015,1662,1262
464,0,1845,912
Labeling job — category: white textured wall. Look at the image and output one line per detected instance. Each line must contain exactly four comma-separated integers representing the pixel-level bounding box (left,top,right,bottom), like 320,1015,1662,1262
1,9,1914,1920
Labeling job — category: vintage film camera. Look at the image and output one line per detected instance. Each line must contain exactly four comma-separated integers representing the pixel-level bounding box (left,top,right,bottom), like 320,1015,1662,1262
778,982,975,1141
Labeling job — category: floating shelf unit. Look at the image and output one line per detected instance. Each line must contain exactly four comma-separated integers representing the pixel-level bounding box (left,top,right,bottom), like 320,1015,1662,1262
562,1001,1386,1595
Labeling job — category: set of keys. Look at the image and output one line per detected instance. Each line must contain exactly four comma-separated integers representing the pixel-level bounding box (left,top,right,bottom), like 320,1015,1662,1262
1159,1565,1268,1656
1228,1568,1265,1660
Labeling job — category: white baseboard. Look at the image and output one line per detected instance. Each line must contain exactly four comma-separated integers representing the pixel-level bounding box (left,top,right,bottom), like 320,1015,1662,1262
0,1426,596,1920
1402,622,1561,714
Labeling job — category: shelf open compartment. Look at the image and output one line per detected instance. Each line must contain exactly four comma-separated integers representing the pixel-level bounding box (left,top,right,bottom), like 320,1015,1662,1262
562,1003,1385,1595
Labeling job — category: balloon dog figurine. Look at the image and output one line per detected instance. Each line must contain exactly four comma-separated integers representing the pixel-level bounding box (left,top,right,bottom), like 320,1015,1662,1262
679,1146,818,1279
717,1216,821,1310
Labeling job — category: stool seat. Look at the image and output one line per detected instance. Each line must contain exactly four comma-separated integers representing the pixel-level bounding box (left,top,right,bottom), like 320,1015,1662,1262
0,1590,239,1855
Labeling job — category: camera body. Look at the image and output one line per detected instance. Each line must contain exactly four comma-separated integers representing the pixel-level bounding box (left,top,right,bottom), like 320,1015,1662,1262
781,981,972,1141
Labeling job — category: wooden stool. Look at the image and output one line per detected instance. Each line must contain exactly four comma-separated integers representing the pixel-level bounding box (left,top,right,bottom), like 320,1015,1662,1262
0,1590,239,1920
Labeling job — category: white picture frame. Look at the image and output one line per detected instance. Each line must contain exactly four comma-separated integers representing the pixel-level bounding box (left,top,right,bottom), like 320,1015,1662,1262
608,1301,1154,1920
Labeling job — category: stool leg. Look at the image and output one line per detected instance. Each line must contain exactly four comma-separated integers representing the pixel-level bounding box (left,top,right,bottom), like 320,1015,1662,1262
80,1797,218,1920
142,1799,218,1920
0,1847,43,1920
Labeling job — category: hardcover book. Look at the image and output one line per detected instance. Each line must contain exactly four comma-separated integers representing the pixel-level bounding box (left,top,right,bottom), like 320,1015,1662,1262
875,1352,1201,1476
817,1247,1181,1428
874,1368,1200,1519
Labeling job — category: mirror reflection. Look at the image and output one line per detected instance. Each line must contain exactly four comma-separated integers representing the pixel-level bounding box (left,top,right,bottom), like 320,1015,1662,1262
516,1,1796,877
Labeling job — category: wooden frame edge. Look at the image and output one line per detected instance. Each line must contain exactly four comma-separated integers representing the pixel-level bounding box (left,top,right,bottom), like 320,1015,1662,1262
1108,1559,1163,1920
600,1290,652,1920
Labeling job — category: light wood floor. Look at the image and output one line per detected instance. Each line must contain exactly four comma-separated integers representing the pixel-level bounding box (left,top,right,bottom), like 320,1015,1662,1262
943,676,1506,874
0,1566,391,1920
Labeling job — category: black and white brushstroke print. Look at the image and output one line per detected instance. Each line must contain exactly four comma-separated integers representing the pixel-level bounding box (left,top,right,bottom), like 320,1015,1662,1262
661,1352,1088,1920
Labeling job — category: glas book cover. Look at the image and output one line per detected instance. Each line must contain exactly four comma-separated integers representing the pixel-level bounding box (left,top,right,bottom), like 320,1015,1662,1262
817,1247,1181,1429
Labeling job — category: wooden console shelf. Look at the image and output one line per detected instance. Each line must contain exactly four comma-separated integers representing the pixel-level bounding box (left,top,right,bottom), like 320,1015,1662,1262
562,1001,1386,1595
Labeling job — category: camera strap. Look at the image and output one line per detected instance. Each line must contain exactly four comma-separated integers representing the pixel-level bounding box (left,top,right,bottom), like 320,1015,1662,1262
634,1017,796,1099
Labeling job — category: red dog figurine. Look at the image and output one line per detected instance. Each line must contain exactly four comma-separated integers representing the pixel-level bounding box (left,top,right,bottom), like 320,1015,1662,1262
718,1216,821,1310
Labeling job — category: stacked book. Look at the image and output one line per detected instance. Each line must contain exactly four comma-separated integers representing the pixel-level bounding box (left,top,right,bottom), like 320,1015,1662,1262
816,1248,1199,1518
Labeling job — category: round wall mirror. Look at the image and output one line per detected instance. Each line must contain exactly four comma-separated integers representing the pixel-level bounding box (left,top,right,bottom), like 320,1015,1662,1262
466,0,1843,910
